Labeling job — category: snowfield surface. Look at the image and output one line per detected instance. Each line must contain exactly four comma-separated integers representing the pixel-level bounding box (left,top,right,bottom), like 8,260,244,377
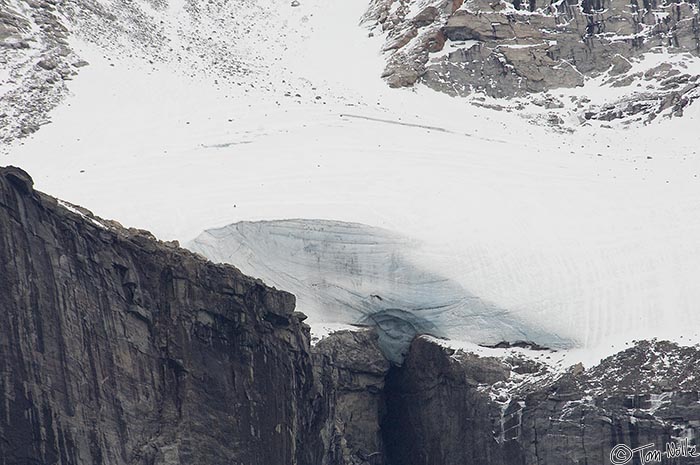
3,0,700,364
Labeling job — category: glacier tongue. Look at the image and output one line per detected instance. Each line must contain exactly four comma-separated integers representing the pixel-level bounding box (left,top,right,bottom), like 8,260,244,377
188,219,571,361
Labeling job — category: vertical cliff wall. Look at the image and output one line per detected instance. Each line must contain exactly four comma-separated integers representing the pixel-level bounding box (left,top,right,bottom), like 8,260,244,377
0,166,318,465
312,329,390,465
383,337,700,465
4,165,700,465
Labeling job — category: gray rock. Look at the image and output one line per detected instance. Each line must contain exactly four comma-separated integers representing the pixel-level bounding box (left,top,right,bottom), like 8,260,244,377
412,6,439,27
0,166,322,465
37,57,58,70
382,336,700,465
313,329,390,465
367,0,700,109
3,165,34,193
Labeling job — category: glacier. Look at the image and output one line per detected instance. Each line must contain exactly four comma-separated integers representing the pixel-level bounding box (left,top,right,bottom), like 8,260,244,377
189,219,571,361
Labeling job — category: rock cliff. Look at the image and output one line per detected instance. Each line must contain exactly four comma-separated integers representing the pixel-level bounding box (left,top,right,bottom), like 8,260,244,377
367,0,700,122
3,165,700,465
384,336,700,465
0,165,319,464
312,329,390,465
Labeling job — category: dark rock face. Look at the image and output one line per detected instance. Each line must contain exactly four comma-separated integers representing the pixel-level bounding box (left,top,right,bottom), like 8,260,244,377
383,338,512,465
0,165,398,465
383,337,700,465
4,164,700,465
0,166,318,465
312,330,391,465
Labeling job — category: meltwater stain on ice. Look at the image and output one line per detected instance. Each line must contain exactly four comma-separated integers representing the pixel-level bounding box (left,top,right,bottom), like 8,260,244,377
188,219,571,361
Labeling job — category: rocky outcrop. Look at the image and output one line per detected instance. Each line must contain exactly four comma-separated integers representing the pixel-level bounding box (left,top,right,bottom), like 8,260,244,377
383,337,512,465
0,165,321,464
370,0,700,93
312,329,391,465
366,0,700,122
4,164,700,465
0,0,84,145
383,336,700,465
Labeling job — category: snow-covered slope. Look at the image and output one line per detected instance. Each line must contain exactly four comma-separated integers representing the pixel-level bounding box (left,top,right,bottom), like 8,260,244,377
3,0,700,362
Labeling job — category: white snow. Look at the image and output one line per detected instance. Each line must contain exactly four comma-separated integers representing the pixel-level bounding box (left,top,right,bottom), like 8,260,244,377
57,200,111,229
3,0,700,363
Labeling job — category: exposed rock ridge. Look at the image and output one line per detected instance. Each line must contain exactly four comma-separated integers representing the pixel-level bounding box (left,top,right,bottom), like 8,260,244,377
0,165,319,464
366,0,700,122
383,336,700,465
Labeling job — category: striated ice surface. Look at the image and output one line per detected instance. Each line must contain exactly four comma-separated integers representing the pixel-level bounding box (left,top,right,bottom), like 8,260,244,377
188,219,571,361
